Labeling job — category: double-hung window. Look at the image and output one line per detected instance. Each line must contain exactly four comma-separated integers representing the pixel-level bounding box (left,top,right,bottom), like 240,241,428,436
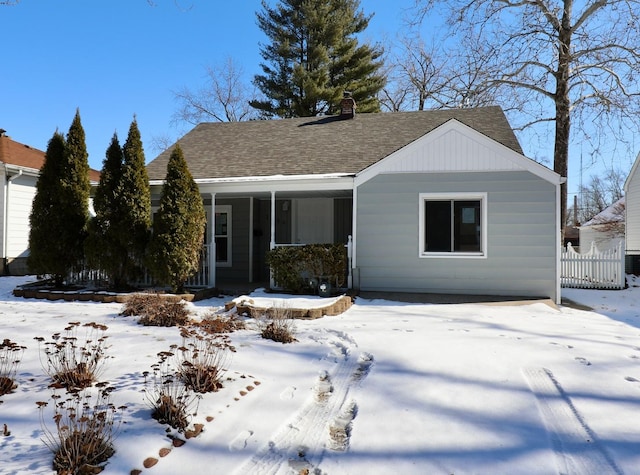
419,193,486,257
215,205,232,267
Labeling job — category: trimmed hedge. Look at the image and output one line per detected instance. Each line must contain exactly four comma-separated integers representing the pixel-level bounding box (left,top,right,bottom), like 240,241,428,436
266,244,347,294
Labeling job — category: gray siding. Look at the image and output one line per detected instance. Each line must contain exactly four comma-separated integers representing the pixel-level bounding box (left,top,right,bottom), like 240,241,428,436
356,171,557,299
216,198,251,282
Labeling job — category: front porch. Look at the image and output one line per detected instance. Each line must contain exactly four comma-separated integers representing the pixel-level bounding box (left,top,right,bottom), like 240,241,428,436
171,175,356,292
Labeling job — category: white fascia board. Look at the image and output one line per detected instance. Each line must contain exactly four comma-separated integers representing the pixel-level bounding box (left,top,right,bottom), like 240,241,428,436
354,119,564,187
151,173,355,194
3,163,40,177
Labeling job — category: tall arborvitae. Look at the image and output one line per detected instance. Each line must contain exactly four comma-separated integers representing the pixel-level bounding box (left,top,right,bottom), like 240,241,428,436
28,110,91,286
147,144,206,293
252,0,385,118
115,118,151,285
85,133,127,287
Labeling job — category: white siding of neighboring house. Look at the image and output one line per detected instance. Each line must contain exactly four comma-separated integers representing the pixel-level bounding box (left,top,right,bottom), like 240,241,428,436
5,173,37,272
0,171,6,270
580,225,624,252
625,153,640,256
579,197,625,252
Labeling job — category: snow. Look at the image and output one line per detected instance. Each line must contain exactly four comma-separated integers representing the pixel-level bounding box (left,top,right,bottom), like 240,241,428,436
1,275,640,474
581,197,625,227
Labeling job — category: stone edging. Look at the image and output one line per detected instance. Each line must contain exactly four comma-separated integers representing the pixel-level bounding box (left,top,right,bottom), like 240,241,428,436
229,294,353,319
12,287,219,303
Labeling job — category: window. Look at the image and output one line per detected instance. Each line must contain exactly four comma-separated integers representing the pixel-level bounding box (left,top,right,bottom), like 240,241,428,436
419,193,486,257
215,205,232,266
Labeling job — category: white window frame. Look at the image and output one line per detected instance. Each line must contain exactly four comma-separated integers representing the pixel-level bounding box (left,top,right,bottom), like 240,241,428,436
419,192,487,259
215,205,232,267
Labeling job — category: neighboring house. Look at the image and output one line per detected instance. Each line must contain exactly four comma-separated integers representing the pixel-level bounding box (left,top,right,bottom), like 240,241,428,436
625,151,640,273
578,197,625,252
0,131,100,275
147,106,564,303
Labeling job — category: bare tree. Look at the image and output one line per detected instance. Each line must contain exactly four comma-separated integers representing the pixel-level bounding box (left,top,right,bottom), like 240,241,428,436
571,168,625,224
437,35,501,109
381,31,501,112
415,0,640,231
171,57,257,125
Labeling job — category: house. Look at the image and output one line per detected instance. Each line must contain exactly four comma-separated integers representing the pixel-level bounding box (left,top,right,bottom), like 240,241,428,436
579,197,625,252
624,151,640,273
0,131,100,275
147,106,564,303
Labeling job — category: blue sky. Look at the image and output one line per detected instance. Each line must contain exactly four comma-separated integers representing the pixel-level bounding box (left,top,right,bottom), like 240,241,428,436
1,0,412,170
1,0,634,199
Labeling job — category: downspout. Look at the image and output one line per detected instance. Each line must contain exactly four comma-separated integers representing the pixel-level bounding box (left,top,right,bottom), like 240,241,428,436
248,196,254,283
3,169,23,274
556,178,566,305
208,193,216,288
270,191,276,289
351,185,358,289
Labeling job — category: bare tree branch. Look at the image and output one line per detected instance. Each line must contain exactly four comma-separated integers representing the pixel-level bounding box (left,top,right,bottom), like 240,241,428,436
414,0,640,231
171,57,258,126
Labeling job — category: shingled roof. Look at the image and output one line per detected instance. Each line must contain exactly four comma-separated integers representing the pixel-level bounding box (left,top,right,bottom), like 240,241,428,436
0,134,46,170
147,106,524,181
0,134,101,182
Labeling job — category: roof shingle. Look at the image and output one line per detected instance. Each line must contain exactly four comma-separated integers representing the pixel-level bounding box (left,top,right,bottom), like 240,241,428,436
0,135,101,182
0,135,46,170
147,106,524,181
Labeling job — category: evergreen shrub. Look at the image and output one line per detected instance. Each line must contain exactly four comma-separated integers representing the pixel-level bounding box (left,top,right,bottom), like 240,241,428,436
266,244,347,294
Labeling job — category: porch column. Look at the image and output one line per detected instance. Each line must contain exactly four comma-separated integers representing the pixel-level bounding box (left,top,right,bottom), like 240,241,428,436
248,197,254,283
270,191,276,289
270,191,276,250
208,193,216,288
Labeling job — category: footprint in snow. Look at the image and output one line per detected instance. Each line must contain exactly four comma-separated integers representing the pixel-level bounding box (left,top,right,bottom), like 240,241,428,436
280,386,296,400
575,356,592,366
229,430,254,451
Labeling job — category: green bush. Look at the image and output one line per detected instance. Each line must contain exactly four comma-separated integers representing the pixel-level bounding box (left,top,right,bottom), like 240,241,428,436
266,244,347,294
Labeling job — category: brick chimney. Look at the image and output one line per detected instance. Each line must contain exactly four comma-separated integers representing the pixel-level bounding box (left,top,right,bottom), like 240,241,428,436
339,91,356,119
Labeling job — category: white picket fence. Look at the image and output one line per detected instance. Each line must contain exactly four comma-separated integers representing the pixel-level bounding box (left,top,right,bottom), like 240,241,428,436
561,241,625,289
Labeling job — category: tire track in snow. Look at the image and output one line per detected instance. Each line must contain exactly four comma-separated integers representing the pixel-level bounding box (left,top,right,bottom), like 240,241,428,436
234,329,372,475
522,367,623,475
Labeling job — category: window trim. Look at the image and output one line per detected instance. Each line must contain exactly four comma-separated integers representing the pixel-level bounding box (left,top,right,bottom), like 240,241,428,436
418,192,487,259
215,205,232,267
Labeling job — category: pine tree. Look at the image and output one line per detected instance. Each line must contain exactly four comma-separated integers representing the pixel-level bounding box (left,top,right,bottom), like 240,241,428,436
252,0,385,118
147,144,206,294
28,110,91,286
85,133,127,287
115,118,152,286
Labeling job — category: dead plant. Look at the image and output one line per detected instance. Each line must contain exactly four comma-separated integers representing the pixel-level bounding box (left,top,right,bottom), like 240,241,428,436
121,293,192,327
144,350,200,432
119,292,159,317
38,384,125,474
36,322,110,391
175,327,231,393
0,338,26,396
259,304,297,344
194,312,245,334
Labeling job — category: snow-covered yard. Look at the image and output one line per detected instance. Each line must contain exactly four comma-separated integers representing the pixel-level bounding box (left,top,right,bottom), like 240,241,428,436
1,275,639,474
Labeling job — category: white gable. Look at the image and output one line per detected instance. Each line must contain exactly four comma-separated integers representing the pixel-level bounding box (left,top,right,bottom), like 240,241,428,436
355,119,562,186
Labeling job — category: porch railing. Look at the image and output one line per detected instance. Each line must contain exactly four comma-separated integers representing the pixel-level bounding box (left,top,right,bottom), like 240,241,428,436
68,244,211,290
